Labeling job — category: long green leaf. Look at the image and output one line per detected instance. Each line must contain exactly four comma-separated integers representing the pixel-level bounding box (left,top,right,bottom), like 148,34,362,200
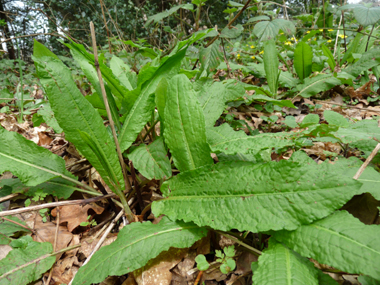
263,39,279,95
321,44,336,71
252,239,319,285
198,41,222,78
273,211,380,280
63,41,130,102
163,74,213,172
296,74,341,98
206,123,298,155
72,217,207,285
118,48,187,152
294,41,313,81
0,177,77,200
128,137,172,180
152,160,362,232
198,81,226,127
33,41,124,192
109,56,134,90
0,127,76,187
0,237,55,285
69,46,121,130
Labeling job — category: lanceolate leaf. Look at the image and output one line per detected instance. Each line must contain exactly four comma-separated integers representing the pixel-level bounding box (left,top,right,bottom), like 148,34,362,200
152,160,362,232
33,41,124,192
294,41,313,81
206,123,298,155
63,41,130,102
0,177,77,200
72,217,207,285
296,74,341,98
198,41,222,78
252,239,319,285
164,74,213,172
273,211,380,280
69,46,121,130
198,81,226,127
263,39,279,95
118,48,187,152
109,56,134,90
0,237,55,285
128,137,172,180
0,128,76,187
321,44,336,71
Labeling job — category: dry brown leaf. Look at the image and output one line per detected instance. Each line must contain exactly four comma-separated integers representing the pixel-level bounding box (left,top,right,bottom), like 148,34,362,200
37,131,53,147
134,248,188,285
44,256,78,285
33,215,73,259
51,203,104,232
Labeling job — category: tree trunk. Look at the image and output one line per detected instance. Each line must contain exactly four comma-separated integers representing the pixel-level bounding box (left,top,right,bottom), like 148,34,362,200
0,0,16,59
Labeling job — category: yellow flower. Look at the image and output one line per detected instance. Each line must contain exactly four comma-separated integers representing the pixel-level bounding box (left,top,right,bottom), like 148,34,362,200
327,39,332,43
291,37,296,41
250,45,255,48
246,44,248,46
251,56,255,59
308,38,311,41
284,41,292,45
319,29,323,31
237,54,240,58
280,32,284,35
159,49,163,51
328,29,333,31
338,34,347,39
313,38,316,40
306,31,310,34
259,51,264,54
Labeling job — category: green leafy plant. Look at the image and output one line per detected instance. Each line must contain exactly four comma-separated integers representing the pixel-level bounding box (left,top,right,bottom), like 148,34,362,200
1,3,380,285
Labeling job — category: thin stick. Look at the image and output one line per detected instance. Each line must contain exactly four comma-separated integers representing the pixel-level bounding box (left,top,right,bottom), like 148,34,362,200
215,231,262,256
0,244,82,282
99,0,112,54
90,22,133,223
353,143,380,180
1,217,34,233
220,38,231,77
194,271,203,285
0,193,19,203
314,100,380,113
67,210,125,285
0,193,117,217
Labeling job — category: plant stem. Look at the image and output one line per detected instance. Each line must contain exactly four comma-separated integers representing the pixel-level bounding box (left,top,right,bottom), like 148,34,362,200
90,22,133,223
215,231,262,256
14,36,23,123
365,25,375,52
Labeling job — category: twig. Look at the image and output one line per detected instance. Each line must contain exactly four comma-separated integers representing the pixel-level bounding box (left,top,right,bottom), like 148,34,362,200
67,210,125,285
0,193,19,203
314,100,380,114
353,143,380,180
220,38,231,77
194,271,203,285
0,244,82,282
215,231,262,256
90,22,133,223
0,193,117,217
142,119,159,141
1,217,34,233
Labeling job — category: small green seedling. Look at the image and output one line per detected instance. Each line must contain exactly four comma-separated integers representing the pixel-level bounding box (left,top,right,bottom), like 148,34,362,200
195,245,236,274
80,215,97,227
